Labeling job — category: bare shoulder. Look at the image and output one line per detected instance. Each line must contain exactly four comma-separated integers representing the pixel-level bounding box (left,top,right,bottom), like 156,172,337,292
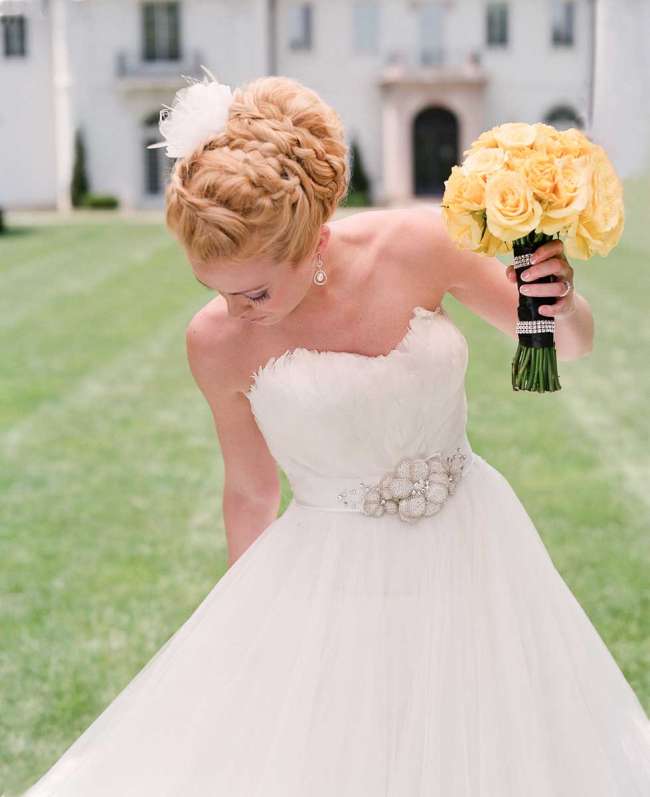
378,204,451,263
332,207,397,252
340,205,443,254
363,205,519,340
185,296,262,420
185,298,247,397
354,205,450,303
400,205,520,339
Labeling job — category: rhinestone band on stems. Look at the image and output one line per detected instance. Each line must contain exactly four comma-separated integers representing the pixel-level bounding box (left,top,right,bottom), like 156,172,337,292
516,319,555,333
513,253,535,269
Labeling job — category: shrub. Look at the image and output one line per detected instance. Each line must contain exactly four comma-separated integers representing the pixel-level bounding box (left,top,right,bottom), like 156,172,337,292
80,194,120,209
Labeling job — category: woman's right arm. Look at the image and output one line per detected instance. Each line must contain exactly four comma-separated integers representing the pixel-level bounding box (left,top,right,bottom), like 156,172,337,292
185,311,281,568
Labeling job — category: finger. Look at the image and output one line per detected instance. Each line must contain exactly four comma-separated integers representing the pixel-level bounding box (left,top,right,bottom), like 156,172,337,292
538,297,575,316
530,239,563,263
519,280,572,297
520,257,572,281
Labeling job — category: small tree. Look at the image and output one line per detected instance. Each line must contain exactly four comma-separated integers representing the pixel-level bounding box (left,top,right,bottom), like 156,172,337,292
350,137,369,194
71,127,90,207
343,137,371,206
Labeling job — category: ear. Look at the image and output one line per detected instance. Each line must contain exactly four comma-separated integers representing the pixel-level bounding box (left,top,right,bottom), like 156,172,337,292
319,223,332,251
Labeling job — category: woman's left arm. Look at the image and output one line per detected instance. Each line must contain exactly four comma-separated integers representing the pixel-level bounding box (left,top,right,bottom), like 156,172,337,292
405,205,595,362
505,238,594,362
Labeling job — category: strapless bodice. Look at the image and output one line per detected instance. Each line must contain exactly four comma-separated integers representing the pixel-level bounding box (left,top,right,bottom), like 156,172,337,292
244,304,475,514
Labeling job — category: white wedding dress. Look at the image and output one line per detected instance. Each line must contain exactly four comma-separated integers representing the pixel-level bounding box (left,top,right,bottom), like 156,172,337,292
23,304,650,796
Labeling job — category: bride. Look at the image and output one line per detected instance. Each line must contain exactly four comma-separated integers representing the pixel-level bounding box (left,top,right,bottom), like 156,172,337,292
23,72,650,796
186,195,587,568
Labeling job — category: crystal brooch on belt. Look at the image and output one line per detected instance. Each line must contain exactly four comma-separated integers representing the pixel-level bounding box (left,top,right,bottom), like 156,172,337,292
337,448,468,523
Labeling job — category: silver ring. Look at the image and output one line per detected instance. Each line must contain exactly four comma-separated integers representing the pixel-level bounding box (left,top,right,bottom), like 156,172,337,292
559,279,572,297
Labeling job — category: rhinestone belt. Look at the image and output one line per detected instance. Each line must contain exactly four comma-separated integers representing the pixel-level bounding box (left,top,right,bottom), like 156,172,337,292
292,440,475,523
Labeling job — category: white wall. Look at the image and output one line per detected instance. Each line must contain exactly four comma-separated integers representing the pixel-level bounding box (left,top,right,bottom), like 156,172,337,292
0,0,621,210
0,4,56,207
591,0,649,179
274,0,592,202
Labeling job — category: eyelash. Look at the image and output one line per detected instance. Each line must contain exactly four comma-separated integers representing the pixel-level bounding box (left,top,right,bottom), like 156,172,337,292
202,287,269,304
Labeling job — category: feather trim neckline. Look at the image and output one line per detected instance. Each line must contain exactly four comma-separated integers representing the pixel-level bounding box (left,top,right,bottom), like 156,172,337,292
245,304,445,399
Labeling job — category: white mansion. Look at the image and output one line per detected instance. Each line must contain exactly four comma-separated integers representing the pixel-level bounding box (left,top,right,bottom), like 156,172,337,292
0,0,645,211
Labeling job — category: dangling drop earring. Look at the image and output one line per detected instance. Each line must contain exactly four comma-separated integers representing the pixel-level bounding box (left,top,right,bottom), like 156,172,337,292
313,251,328,286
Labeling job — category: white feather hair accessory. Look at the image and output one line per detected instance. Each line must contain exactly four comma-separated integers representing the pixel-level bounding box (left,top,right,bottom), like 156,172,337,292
147,64,234,159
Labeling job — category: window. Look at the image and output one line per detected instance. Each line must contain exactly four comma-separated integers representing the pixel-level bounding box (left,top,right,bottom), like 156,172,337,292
486,2,508,47
352,2,379,55
144,111,173,195
142,2,181,61
144,138,165,194
551,0,574,46
288,3,312,50
418,2,445,66
2,14,27,57
545,105,583,131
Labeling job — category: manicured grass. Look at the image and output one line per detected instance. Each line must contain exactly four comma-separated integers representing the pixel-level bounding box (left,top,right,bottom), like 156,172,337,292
1,200,648,794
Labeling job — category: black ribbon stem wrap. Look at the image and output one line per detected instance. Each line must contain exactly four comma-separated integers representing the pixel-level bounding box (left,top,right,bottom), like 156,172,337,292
512,235,559,349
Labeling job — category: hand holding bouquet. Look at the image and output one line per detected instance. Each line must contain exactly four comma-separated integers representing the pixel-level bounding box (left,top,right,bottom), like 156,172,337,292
440,122,624,393
504,237,576,323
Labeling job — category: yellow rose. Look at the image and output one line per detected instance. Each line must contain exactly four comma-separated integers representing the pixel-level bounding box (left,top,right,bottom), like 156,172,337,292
442,164,485,213
555,127,593,159
593,203,624,255
564,229,591,260
522,151,558,205
531,123,563,156
485,170,542,242
565,204,624,259
493,122,538,150
440,204,485,251
586,145,624,233
538,154,591,235
502,150,528,174
565,147,624,257
467,127,500,151
462,147,508,179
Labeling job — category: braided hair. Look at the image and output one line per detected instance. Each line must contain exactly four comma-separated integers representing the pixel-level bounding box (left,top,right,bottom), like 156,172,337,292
164,75,350,267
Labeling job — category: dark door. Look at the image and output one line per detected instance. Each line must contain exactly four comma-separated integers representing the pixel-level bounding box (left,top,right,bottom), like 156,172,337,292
412,106,458,196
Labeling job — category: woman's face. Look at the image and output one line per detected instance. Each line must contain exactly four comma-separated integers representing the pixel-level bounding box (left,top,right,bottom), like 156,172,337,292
189,225,332,325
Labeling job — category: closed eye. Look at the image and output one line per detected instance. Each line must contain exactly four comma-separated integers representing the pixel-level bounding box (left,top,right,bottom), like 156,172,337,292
249,290,269,303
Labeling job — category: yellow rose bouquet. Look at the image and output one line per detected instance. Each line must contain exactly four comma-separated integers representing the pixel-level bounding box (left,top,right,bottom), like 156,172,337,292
440,122,624,393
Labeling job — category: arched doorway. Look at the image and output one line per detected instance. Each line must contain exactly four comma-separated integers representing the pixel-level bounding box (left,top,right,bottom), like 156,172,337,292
412,106,458,196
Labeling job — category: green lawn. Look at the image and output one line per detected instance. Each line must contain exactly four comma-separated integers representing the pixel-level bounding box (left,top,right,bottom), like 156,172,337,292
1,199,649,794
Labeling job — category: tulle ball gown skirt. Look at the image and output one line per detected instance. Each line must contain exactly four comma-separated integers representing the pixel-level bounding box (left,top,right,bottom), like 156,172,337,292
21,453,650,797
